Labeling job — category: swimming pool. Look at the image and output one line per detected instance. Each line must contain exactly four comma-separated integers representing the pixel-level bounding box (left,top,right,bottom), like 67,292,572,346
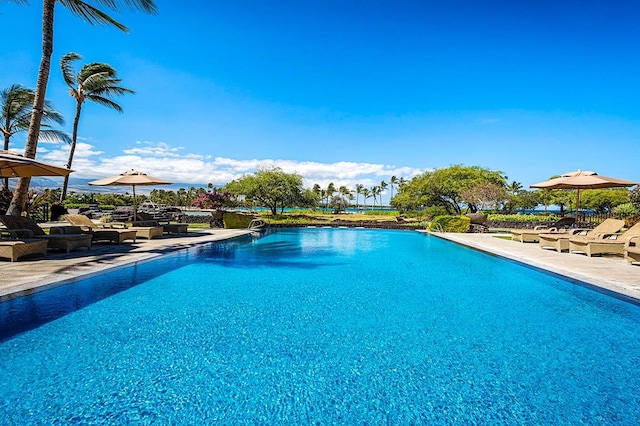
1,228,639,424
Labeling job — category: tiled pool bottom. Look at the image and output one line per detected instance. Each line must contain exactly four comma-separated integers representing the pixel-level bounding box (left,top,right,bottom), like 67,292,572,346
1,228,639,424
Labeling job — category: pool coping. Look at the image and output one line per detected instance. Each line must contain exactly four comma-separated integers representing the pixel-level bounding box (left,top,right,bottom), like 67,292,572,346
0,229,253,302
425,231,640,303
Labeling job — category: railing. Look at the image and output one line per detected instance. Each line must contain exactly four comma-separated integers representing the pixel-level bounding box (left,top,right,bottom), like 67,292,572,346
248,218,265,229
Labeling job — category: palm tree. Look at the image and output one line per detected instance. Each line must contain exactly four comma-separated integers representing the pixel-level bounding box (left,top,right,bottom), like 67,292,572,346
58,52,134,202
339,185,350,204
370,186,380,209
326,182,336,210
7,0,157,216
389,176,398,203
507,181,523,195
355,184,363,210
1,84,70,190
379,180,388,207
362,188,371,210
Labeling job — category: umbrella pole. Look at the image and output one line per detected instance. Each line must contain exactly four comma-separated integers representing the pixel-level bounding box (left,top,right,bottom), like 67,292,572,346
575,189,581,222
133,185,137,223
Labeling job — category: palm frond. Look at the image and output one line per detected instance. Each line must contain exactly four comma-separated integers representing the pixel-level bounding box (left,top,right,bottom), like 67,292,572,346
59,0,129,32
60,52,81,87
85,95,124,112
92,0,158,14
40,105,66,126
78,63,117,82
92,85,135,97
38,129,72,144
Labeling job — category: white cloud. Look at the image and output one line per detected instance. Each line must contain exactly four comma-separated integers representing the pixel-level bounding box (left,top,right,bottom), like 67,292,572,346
39,140,424,192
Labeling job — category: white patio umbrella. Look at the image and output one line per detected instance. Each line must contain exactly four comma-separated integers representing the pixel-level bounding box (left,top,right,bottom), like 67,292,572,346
530,170,638,216
88,169,171,222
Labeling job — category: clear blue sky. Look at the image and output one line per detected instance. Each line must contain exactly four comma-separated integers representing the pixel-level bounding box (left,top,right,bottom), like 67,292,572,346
2,0,640,202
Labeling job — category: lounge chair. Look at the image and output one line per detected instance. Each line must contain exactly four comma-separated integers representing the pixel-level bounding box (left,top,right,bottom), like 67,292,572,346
63,214,138,244
538,218,625,253
569,222,640,257
0,238,47,262
624,236,640,265
511,217,575,243
135,212,188,235
0,215,92,253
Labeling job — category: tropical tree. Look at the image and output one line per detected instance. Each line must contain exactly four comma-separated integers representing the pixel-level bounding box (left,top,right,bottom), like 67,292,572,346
58,52,134,201
379,180,388,207
6,0,157,216
226,167,306,215
338,185,350,205
326,182,336,209
389,176,398,203
362,187,371,210
393,165,507,214
355,183,363,209
1,84,69,190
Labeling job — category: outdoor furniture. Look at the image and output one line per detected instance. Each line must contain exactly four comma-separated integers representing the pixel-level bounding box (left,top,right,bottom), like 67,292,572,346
63,214,137,244
135,212,188,235
538,218,625,253
128,224,164,240
511,217,576,243
0,239,47,262
569,222,640,257
0,215,92,253
624,236,640,265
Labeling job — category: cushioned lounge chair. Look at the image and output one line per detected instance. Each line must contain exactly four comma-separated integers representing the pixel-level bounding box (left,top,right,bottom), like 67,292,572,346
624,236,640,265
0,215,92,253
569,222,640,257
538,218,625,253
135,212,188,235
63,214,137,244
0,238,47,262
510,217,575,243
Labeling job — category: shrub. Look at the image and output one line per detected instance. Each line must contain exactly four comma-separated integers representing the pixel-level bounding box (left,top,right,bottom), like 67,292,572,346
429,215,470,233
487,213,559,222
613,203,639,219
630,187,640,210
222,211,255,229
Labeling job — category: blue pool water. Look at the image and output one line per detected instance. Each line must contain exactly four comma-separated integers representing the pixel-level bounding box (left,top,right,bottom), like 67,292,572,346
1,228,639,424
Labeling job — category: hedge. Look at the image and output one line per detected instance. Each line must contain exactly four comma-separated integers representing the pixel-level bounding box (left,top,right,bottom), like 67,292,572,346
429,215,471,233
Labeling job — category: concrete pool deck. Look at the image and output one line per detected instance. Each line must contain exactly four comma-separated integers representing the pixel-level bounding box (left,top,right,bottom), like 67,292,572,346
0,227,638,303
0,228,253,302
428,231,640,302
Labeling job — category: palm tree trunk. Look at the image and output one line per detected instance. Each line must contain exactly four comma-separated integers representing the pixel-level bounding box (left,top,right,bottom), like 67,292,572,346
3,131,10,191
6,0,56,216
60,102,82,202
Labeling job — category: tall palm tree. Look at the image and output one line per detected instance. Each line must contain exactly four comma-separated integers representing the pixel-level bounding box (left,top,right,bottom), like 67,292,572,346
389,175,398,202
355,184,363,210
58,52,134,201
326,182,336,210
362,188,371,210
338,185,350,204
1,84,70,190
370,185,380,209
7,0,157,216
379,180,388,207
